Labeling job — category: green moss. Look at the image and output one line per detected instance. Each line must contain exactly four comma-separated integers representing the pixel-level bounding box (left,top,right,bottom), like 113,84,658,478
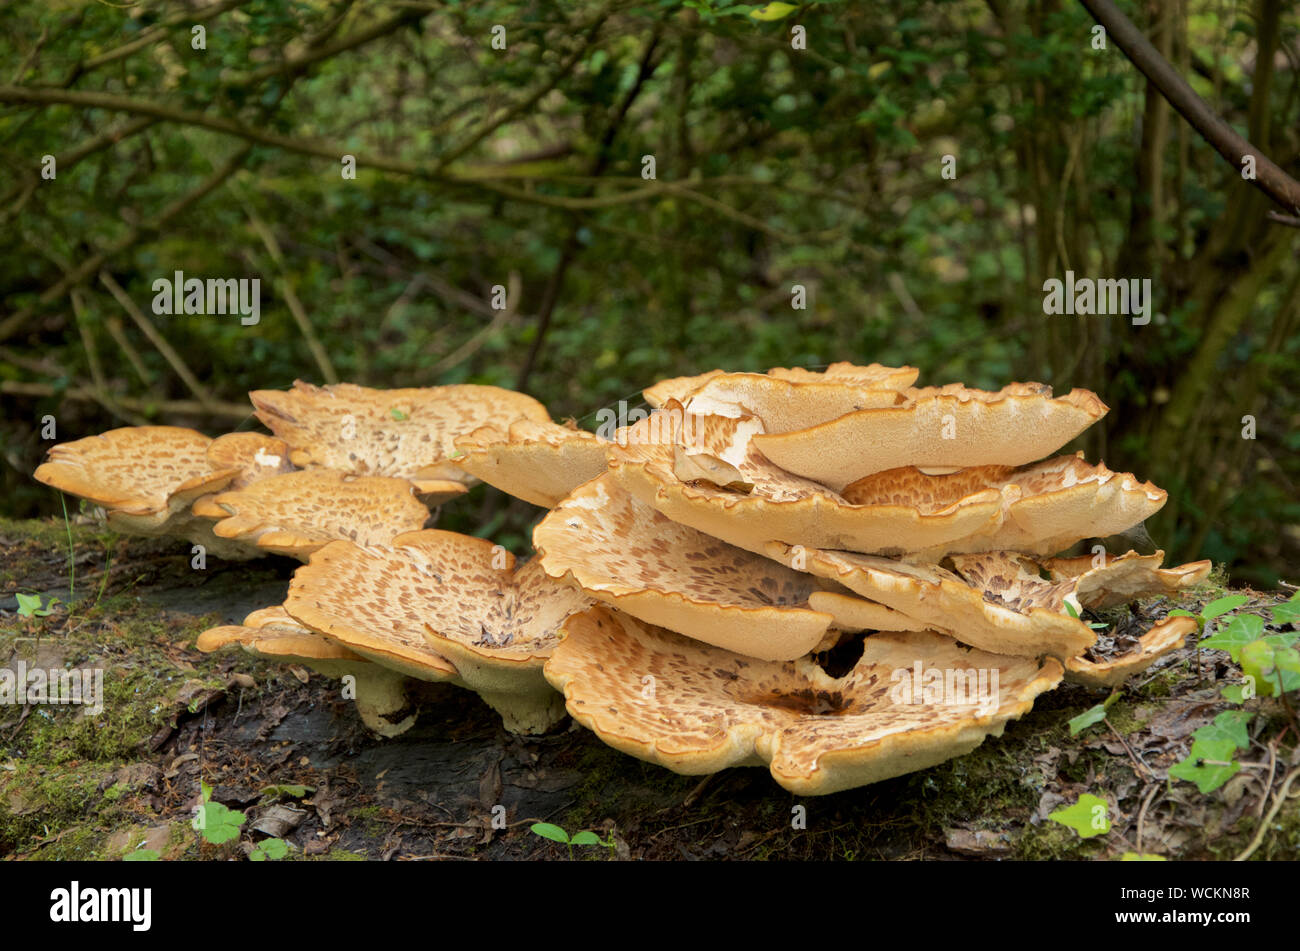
0,760,123,856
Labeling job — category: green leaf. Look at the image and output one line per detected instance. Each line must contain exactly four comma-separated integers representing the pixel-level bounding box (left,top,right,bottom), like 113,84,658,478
1241,639,1300,697
1067,692,1118,736
530,822,570,844
750,2,798,20
389,408,408,421
123,849,160,862
1168,711,1253,793
199,801,246,845
1201,595,1248,621
1063,600,1080,619
569,830,603,847
250,837,290,861
1201,614,1265,662
1273,592,1300,625
1120,852,1166,861
16,592,56,617
1048,793,1111,838
1220,683,1250,703
1166,609,1197,619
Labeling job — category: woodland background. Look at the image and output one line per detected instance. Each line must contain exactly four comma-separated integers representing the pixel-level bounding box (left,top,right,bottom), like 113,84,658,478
0,0,1297,586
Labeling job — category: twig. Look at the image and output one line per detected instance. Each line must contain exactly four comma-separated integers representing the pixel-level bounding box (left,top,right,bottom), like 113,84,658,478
1234,765,1300,861
98,270,218,411
0,381,250,420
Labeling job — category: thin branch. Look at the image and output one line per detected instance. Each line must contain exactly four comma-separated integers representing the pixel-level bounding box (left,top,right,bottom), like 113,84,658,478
0,381,249,420
0,145,252,342
1079,0,1300,215
98,269,218,413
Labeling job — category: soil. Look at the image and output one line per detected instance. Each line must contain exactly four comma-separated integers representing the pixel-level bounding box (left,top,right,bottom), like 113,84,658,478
2,516,1297,862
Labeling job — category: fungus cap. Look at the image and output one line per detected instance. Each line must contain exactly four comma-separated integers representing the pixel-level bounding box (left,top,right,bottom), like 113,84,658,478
544,606,1063,795
34,426,238,529
533,473,836,661
191,469,432,560
197,607,416,736
249,380,550,492
751,383,1108,491
843,454,1167,558
606,406,1004,558
283,530,589,733
766,543,1096,660
1065,616,1196,688
205,432,295,488
1043,550,1212,610
451,419,608,508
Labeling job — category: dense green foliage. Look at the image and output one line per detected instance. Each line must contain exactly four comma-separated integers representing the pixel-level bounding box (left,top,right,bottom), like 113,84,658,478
1,0,1296,583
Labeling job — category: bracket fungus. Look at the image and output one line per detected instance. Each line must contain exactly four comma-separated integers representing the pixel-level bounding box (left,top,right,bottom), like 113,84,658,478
534,474,841,661
197,607,417,736
191,469,432,560
283,530,590,734
767,543,1096,660
750,383,1108,491
250,380,551,496
29,363,1217,797
1042,550,1212,611
842,454,1168,558
545,606,1063,795
451,419,609,508
606,405,1004,558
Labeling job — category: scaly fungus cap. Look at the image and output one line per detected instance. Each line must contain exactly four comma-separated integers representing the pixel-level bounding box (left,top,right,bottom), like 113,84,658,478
533,473,838,661
197,607,417,736
34,426,238,531
249,380,551,495
606,405,1004,558
191,469,432,560
843,453,1167,558
1042,550,1212,610
205,432,295,488
544,606,1063,795
283,530,589,733
451,419,608,508
751,382,1108,492
766,543,1096,660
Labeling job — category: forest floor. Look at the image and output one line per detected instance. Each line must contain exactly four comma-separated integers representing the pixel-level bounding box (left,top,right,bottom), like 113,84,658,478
1,515,1297,862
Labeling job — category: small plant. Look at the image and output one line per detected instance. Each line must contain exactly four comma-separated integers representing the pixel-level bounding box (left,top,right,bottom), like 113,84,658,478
123,848,160,862
1048,793,1110,839
1062,599,1107,631
1167,591,1300,794
530,822,617,859
16,592,61,618
1067,690,1119,736
193,781,291,859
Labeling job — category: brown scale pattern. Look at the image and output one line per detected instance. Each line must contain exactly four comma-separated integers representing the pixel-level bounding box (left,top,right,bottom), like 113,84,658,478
201,470,430,552
948,552,1074,613
536,475,816,607
35,426,225,514
287,531,583,667
250,381,550,484
548,608,1061,782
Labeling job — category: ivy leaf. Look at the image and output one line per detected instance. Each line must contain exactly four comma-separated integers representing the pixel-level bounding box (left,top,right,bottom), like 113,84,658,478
750,2,798,20
1201,594,1248,621
530,822,570,844
16,592,56,617
1048,793,1111,838
1200,614,1265,662
1168,711,1253,793
1220,683,1250,704
1241,639,1300,697
1272,592,1300,626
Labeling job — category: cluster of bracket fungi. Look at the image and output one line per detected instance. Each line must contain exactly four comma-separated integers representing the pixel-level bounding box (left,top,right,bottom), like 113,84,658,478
33,364,1210,795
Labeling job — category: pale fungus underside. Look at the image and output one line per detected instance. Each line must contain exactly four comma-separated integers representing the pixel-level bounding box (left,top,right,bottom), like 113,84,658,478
33,366,1210,794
